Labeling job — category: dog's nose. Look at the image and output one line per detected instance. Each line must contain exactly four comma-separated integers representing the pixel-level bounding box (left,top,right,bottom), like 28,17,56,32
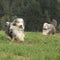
19,25,22,28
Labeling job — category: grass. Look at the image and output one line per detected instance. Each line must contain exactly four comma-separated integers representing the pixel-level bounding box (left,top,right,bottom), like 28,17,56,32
0,31,60,60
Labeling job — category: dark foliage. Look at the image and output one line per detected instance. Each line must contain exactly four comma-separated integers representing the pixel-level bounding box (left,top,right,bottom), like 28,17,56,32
0,0,60,31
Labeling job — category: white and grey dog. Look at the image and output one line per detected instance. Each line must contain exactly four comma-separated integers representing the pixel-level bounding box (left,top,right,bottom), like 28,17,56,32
5,18,25,42
42,23,56,35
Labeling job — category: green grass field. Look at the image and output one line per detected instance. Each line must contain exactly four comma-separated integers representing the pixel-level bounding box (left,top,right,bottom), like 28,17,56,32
0,31,60,60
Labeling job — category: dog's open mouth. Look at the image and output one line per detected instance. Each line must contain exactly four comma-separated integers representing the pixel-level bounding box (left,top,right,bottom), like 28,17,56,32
43,28,47,30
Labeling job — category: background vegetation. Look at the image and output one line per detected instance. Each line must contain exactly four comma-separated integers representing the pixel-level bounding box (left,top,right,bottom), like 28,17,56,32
0,1,60,60
0,0,60,31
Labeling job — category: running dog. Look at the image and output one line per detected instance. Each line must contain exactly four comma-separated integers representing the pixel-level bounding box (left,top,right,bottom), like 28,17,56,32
5,18,25,42
42,23,56,35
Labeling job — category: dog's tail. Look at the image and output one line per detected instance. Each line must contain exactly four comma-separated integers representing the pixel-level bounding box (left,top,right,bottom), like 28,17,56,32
51,19,57,28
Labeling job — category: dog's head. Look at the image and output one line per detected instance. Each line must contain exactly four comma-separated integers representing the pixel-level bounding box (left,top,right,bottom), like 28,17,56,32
12,18,24,29
43,23,50,35
43,23,49,30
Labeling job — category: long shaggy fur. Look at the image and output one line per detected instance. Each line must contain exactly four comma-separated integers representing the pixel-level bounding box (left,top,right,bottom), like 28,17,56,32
5,22,13,39
5,18,25,42
9,24,25,42
42,23,56,35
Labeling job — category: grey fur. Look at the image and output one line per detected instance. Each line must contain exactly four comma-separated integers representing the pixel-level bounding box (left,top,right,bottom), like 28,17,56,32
42,23,56,35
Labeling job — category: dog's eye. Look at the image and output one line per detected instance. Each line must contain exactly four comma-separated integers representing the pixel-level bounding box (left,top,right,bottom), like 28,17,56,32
13,23,16,26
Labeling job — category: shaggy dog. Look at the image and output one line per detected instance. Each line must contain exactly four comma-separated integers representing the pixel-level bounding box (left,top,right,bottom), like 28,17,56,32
42,23,56,35
5,18,25,42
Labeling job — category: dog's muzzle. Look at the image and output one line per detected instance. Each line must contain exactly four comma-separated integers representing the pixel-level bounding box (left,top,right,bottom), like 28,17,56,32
19,25,23,28
43,28,47,30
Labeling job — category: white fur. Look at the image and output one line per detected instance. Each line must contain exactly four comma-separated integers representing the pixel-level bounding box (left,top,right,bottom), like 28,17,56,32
42,23,56,35
9,18,25,42
43,23,49,29
12,18,25,30
5,18,25,42
9,24,25,42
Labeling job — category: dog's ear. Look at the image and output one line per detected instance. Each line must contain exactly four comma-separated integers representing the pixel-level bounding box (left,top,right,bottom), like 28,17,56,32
5,22,10,27
12,19,17,26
